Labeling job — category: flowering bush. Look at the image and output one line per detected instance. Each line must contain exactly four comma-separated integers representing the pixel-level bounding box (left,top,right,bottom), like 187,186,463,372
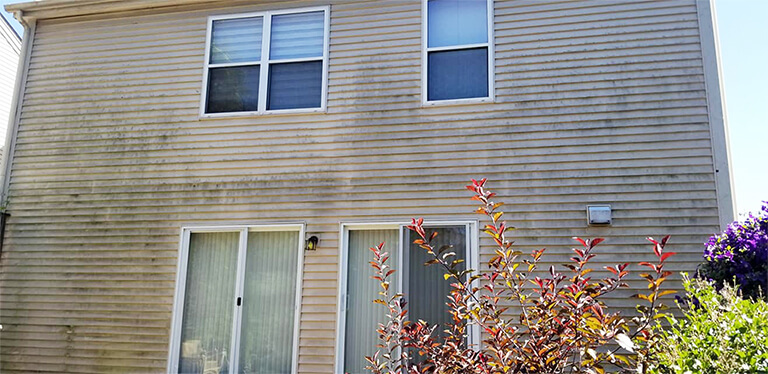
365,179,675,374
651,276,768,374
699,202,768,300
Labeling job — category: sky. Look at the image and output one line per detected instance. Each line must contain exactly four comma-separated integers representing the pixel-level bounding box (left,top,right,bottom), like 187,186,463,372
0,0,765,216
714,0,768,216
0,1,21,36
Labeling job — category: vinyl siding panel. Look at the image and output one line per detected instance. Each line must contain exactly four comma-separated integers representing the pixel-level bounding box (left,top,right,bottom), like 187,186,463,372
0,0,723,373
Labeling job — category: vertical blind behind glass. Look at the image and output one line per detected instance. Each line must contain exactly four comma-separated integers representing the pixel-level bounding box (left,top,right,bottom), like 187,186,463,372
344,229,400,374
238,231,299,374
407,226,467,340
178,232,240,374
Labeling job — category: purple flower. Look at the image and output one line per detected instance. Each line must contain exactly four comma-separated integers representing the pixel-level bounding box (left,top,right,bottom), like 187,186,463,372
698,202,768,300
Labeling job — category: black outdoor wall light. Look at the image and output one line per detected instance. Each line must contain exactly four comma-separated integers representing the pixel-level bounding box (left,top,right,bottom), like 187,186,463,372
305,235,319,251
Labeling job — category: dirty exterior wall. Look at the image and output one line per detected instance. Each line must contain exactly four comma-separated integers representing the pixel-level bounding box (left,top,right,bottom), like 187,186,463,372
0,0,727,372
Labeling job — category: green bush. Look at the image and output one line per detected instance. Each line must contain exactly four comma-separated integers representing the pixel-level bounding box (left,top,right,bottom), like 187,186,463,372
652,276,768,374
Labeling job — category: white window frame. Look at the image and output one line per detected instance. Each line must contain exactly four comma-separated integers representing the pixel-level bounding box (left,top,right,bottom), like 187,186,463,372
167,224,306,374
334,220,480,374
421,0,495,106
200,6,330,118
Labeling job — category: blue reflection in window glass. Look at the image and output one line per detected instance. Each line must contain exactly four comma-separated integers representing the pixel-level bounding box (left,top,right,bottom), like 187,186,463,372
428,48,488,101
268,61,323,110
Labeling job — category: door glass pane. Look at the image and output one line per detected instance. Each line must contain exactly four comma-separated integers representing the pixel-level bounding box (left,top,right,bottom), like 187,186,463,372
267,61,323,110
238,231,300,374
428,48,488,101
428,0,488,48
211,17,263,64
178,232,240,374
206,65,260,113
407,226,466,341
344,230,400,374
270,11,325,60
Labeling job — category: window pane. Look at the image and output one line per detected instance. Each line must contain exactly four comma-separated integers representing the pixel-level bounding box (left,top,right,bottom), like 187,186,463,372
407,226,466,341
270,11,325,60
178,232,240,374
238,231,299,374
344,230,400,374
428,0,488,48
211,17,263,64
267,61,322,110
206,66,260,114
428,48,488,101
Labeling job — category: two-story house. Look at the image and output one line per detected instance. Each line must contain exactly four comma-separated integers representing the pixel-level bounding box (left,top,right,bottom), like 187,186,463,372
0,0,734,373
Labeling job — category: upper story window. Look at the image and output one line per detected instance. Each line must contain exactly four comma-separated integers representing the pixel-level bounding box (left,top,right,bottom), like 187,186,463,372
423,0,494,103
202,7,329,116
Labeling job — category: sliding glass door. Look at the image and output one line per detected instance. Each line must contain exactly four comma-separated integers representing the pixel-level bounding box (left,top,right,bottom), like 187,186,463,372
170,226,304,374
337,223,476,374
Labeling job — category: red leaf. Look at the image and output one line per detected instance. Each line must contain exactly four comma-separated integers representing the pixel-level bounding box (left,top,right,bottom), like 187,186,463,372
660,252,676,263
573,237,588,247
590,237,605,248
618,263,629,271
661,235,671,247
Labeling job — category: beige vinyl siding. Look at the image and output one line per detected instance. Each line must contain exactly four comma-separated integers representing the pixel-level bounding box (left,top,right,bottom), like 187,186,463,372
0,0,722,373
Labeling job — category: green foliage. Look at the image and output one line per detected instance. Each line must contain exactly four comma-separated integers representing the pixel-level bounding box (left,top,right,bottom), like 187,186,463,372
652,276,768,374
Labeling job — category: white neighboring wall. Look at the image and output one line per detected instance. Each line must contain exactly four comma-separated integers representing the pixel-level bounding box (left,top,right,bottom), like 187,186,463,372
0,16,20,147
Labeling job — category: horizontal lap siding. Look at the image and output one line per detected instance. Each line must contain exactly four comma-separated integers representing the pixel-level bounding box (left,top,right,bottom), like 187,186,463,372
0,0,720,373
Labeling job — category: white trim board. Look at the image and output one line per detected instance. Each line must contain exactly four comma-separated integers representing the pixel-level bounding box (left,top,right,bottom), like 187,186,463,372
696,0,736,228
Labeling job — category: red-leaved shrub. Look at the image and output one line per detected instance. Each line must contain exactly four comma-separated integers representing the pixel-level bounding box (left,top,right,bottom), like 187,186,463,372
366,179,674,374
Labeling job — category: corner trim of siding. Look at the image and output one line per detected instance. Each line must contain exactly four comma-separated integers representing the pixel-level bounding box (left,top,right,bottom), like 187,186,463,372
0,19,35,205
696,0,736,229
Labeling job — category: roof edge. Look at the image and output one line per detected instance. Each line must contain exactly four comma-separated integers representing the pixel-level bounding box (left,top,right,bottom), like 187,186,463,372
0,14,21,44
5,0,222,22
